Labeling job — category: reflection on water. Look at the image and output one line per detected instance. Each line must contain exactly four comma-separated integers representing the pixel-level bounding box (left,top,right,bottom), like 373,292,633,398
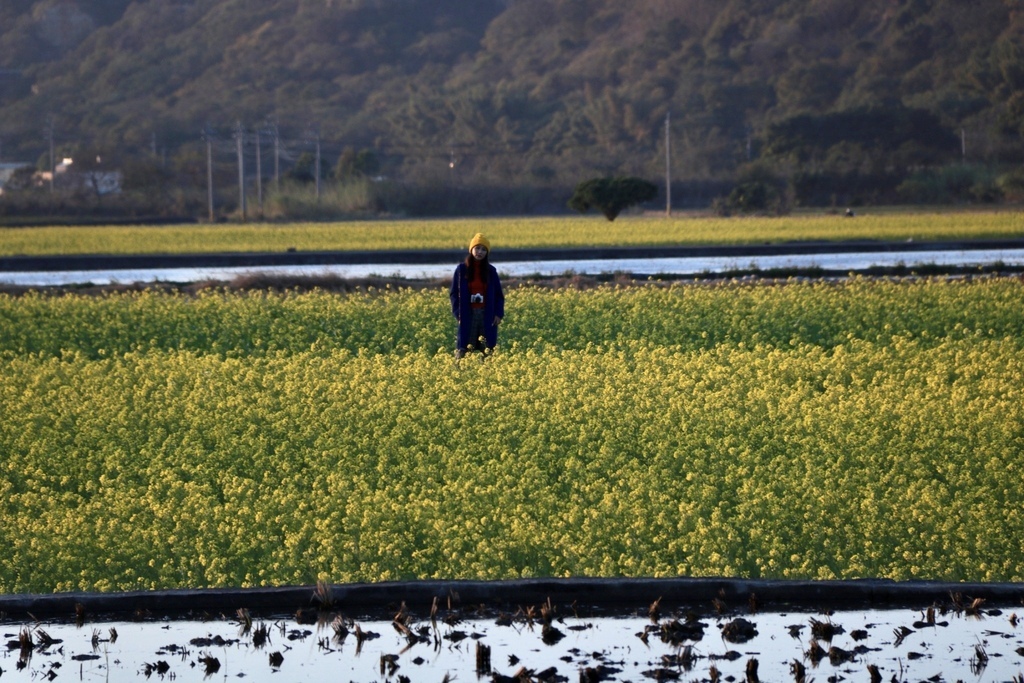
3,249,1024,286
3,606,1022,682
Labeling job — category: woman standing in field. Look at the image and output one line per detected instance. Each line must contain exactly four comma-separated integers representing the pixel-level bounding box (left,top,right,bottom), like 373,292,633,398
450,233,504,359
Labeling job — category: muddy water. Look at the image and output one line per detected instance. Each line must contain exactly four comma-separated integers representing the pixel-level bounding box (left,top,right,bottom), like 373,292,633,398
4,605,1022,682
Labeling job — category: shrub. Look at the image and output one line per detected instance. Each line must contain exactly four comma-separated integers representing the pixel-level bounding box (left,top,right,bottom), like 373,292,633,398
568,177,658,221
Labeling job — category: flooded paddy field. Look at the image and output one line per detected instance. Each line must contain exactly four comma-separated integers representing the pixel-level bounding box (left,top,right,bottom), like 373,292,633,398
3,580,1023,682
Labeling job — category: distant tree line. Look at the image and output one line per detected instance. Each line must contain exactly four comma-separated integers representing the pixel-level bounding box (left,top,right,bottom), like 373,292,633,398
1,102,1020,223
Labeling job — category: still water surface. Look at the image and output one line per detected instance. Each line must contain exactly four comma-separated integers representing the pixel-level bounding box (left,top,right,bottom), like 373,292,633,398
3,606,1022,682
3,248,1024,286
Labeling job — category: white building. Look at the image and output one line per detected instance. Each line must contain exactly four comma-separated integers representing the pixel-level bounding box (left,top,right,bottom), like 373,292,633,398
42,157,122,195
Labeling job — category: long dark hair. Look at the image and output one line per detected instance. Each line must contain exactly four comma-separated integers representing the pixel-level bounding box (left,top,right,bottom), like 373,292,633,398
464,252,489,280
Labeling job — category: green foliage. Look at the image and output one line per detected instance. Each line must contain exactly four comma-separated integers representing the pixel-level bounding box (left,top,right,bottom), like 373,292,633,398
790,171,901,208
762,106,958,168
264,178,382,220
721,181,778,214
997,168,1024,202
334,148,380,181
896,166,1003,205
119,157,172,193
716,164,790,215
286,152,328,184
568,177,657,221
2,278,1024,591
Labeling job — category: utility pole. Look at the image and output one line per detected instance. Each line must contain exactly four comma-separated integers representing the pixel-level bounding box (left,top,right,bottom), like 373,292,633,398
961,128,967,163
203,125,215,222
235,121,247,221
255,126,263,219
271,120,280,193
45,114,55,193
664,110,671,217
314,129,321,201
448,145,457,188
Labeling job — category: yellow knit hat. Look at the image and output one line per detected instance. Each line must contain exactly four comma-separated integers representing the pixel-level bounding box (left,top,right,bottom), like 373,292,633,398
469,233,490,253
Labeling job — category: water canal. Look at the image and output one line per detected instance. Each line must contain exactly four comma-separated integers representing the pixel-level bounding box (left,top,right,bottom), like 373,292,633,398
2,247,1024,286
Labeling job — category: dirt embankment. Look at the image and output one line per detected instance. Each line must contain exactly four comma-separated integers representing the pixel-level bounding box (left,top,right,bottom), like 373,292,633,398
1,577,1021,620
5,238,1024,273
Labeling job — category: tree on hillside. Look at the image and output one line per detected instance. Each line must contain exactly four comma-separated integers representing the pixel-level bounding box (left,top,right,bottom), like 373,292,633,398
287,152,328,184
568,176,657,221
335,147,380,180
762,105,958,168
717,164,791,215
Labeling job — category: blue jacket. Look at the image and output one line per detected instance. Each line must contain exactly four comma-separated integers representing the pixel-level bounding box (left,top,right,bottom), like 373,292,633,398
450,261,505,349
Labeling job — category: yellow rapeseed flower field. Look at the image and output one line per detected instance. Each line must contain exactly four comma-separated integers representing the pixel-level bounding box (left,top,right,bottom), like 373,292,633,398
1,277,1022,592
1,210,1023,255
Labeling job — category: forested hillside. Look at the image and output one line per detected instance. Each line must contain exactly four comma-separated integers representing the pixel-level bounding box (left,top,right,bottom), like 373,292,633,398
1,0,1022,217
